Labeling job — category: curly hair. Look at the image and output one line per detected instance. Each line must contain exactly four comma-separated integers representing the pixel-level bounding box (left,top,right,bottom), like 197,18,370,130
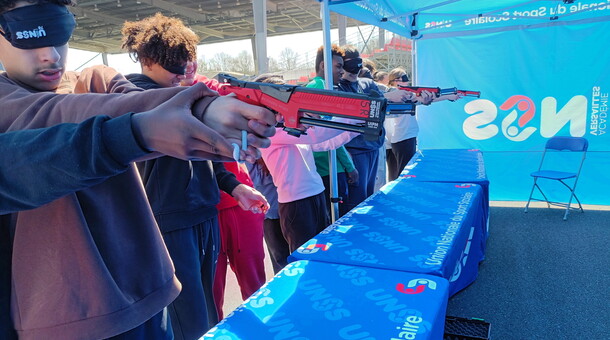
314,44,345,73
0,0,75,14
121,13,199,69
341,45,360,60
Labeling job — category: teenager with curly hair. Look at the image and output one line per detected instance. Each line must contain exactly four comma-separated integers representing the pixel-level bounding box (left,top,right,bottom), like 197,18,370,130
122,12,198,87
121,13,270,339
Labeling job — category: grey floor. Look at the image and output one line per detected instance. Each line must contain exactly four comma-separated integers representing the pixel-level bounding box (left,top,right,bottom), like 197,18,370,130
447,202,610,340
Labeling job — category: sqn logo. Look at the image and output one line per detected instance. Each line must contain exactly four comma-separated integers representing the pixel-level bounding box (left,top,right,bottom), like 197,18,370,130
297,239,332,254
395,278,437,295
16,26,47,39
463,94,587,141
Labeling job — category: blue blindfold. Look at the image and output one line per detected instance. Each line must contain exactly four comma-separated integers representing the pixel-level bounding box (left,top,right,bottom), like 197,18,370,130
162,63,187,76
343,58,363,75
0,3,76,49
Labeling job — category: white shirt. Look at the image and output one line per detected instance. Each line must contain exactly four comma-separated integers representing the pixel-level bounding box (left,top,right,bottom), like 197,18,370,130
384,114,419,148
384,86,419,147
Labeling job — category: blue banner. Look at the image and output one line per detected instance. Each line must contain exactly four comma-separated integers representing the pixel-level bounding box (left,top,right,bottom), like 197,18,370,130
416,20,610,205
416,0,610,38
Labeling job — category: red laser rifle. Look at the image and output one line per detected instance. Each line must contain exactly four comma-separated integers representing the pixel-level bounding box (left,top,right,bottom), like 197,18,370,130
216,74,386,140
456,89,481,98
398,85,481,99
398,86,458,97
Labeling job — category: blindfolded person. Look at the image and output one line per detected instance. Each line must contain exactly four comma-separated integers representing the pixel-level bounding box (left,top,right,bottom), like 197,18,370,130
122,13,269,336
0,1,276,339
337,45,426,211
384,67,462,181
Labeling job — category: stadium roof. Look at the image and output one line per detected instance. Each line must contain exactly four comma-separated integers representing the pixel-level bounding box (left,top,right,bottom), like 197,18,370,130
69,0,362,53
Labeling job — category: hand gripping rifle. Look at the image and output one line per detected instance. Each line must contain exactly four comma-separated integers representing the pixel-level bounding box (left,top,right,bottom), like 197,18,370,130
216,74,387,140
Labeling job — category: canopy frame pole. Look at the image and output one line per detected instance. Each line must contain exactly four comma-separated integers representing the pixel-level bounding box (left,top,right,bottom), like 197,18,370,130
321,0,341,223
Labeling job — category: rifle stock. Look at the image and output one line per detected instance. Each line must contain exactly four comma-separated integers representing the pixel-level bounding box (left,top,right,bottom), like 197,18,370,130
398,86,457,97
398,85,481,98
457,89,481,98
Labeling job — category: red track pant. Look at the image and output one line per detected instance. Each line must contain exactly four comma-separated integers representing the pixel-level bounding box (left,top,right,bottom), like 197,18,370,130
213,205,266,320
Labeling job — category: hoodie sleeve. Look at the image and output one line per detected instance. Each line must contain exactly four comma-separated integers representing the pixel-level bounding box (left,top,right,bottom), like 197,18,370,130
310,130,358,152
0,114,149,214
213,162,241,196
336,146,356,173
0,68,217,132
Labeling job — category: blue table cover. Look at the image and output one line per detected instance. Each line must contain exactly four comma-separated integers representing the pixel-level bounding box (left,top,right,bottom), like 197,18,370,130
289,180,484,296
400,149,489,237
203,260,449,340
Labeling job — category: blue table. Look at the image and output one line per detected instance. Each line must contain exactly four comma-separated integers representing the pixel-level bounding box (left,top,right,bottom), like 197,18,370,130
289,180,485,296
202,260,449,340
400,149,489,237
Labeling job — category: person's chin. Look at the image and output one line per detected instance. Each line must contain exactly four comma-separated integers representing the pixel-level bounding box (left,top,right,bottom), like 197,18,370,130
39,82,61,91
25,78,61,92
35,71,64,90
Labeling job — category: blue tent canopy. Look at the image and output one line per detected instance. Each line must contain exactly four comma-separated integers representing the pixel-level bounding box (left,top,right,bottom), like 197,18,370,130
325,0,610,39
320,0,610,205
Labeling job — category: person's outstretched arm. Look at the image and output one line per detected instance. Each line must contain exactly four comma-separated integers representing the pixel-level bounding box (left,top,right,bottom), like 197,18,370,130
0,115,141,213
1,83,267,213
1,69,277,162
